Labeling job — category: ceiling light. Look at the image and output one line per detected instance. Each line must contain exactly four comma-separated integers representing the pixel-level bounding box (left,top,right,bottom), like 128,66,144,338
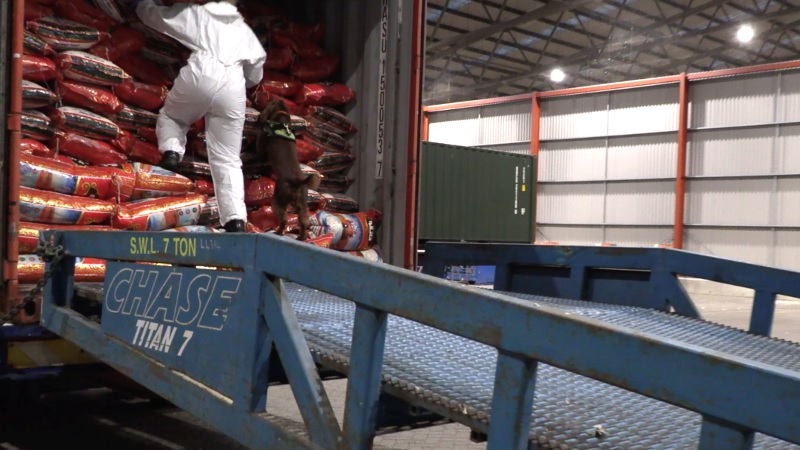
550,68,566,83
737,24,754,43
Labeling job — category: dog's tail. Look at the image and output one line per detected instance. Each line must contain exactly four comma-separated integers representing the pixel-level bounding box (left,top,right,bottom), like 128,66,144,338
291,173,322,190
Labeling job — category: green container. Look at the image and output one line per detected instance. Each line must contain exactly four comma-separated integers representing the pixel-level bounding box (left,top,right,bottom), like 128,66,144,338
418,142,536,243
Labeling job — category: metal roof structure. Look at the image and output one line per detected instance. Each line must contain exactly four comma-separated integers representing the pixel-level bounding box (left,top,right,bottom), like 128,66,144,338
423,0,800,104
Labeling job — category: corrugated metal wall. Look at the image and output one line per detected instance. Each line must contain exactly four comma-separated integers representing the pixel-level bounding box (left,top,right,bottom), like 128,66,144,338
427,100,532,155
537,84,678,247
425,67,800,271
685,71,800,268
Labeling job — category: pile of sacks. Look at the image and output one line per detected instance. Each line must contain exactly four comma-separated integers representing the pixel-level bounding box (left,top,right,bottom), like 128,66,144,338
17,0,382,285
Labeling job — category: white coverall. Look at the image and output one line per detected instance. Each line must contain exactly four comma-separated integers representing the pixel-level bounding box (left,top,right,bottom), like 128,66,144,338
136,0,266,226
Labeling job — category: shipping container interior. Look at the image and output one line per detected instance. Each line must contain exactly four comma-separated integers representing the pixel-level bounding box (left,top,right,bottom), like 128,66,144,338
293,0,421,269
0,0,425,315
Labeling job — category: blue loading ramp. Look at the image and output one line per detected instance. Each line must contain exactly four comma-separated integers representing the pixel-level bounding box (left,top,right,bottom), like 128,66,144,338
31,231,800,449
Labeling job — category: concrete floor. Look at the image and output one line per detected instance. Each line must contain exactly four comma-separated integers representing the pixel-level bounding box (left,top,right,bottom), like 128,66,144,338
1,280,798,450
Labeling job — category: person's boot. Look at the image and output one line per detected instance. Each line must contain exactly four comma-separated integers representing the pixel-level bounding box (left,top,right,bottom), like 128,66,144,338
224,219,245,233
159,151,180,172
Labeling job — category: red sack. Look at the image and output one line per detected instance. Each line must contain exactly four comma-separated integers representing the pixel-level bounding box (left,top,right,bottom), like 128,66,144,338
264,46,293,70
198,197,219,226
115,104,158,131
320,193,359,214
24,2,53,22
287,22,325,44
303,105,359,136
318,174,354,193
112,130,162,165
292,40,325,60
22,80,58,109
190,118,205,136
19,222,115,254
294,83,356,106
52,131,128,165
122,136,162,165
50,106,121,141
136,127,158,145
89,26,147,61
140,36,187,65
54,155,79,165
333,212,379,251
20,141,75,166
24,31,56,57
112,53,172,87
56,79,124,116
93,0,127,23
301,125,352,153
257,71,303,98
53,0,114,32
193,178,214,195
20,139,54,158
27,17,103,51
268,28,296,49
110,129,138,155
295,138,325,164
20,153,135,200
291,55,340,83
21,110,56,141
22,55,57,82
176,159,211,178
248,205,299,233
18,255,106,283
244,176,276,206
307,189,325,211
310,151,356,174
307,232,334,248
112,194,207,231
56,50,129,86
251,90,303,115
113,79,168,111
19,186,117,225
131,162,194,199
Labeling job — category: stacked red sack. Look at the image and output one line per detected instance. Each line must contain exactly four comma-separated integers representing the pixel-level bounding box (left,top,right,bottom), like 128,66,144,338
17,0,381,290
237,1,382,262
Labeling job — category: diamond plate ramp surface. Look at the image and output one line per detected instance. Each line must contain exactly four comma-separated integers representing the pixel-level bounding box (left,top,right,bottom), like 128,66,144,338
73,282,800,449
284,283,800,450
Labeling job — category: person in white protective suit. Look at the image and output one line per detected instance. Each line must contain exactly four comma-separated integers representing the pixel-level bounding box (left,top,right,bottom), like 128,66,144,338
135,0,266,233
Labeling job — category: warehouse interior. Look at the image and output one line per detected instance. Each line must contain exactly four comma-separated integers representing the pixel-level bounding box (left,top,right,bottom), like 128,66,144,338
422,0,800,274
423,0,800,104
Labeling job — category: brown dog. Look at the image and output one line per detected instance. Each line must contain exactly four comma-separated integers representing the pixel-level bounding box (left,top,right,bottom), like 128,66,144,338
257,99,321,240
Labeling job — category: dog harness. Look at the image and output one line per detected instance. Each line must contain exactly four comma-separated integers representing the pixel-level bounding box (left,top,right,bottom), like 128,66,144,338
262,120,296,142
